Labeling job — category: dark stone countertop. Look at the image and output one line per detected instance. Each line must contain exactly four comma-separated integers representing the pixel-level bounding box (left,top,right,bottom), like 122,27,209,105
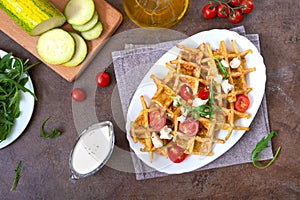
0,0,299,199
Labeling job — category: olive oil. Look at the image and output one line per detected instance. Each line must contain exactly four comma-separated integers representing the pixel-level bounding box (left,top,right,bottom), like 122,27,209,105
122,0,189,28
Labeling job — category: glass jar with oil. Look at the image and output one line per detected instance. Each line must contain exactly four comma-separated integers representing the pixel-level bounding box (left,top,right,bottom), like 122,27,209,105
122,0,189,28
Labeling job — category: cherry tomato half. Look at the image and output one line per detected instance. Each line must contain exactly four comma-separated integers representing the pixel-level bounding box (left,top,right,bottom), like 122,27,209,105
96,71,111,88
179,118,199,136
228,10,243,24
179,84,194,100
168,143,187,163
217,4,229,18
229,0,241,6
234,94,250,112
202,4,217,19
240,0,254,14
71,88,86,102
198,85,209,100
149,110,166,130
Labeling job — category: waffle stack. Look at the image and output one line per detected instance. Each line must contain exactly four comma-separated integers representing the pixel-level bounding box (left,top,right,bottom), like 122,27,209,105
130,40,256,162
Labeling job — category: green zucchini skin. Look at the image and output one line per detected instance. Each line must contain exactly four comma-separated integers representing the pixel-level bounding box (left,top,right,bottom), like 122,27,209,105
81,21,103,41
0,0,66,35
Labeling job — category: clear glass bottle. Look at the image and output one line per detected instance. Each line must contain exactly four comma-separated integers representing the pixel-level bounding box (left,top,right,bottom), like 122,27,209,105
122,0,189,28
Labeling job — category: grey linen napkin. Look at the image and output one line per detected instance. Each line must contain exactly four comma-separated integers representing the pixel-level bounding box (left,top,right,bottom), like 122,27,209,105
112,26,273,180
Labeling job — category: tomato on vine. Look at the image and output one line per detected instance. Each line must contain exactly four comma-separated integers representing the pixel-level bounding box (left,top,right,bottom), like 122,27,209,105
228,10,243,24
240,0,254,14
202,3,217,19
201,0,254,24
228,0,241,6
216,4,229,18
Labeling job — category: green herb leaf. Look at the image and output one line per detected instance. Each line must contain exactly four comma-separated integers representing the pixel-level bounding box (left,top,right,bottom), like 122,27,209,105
10,161,22,191
40,117,62,138
213,56,228,79
0,53,38,141
170,79,220,121
251,130,281,169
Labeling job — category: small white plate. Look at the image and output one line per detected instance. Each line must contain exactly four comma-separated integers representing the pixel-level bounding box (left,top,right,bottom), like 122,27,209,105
126,29,266,174
0,50,35,149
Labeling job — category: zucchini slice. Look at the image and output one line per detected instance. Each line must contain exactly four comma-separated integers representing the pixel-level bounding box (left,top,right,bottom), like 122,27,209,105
37,29,75,65
63,32,87,67
64,0,95,25
72,11,99,32
81,21,103,41
0,0,66,36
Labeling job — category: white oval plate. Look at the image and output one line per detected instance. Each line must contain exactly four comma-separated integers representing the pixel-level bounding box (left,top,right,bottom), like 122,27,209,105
0,50,35,149
126,29,266,174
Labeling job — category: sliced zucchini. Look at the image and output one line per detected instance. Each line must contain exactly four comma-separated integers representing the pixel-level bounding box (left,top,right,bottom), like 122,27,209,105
37,28,75,65
0,0,66,36
81,21,103,41
64,0,95,25
72,11,99,32
63,32,87,67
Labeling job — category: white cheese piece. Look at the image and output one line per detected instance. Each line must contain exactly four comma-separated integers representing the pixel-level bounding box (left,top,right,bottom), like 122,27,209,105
177,106,188,122
230,58,241,69
192,98,208,107
221,59,229,68
221,79,234,94
177,115,186,123
151,132,163,148
159,126,173,140
166,113,172,117
180,106,188,116
173,95,181,107
214,74,223,84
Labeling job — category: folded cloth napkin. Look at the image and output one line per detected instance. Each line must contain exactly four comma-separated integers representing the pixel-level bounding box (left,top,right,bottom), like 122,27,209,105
112,26,273,180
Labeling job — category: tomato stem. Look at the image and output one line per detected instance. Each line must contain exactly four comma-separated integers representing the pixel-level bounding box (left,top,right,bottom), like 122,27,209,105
212,0,245,13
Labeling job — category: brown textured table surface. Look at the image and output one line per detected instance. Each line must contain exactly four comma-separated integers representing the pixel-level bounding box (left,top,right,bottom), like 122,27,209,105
0,0,299,199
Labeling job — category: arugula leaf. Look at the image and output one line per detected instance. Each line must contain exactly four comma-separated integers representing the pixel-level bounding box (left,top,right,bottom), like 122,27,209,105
170,79,220,121
40,117,62,138
213,56,228,79
251,130,281,169
10,161,22,191
0,53,38,141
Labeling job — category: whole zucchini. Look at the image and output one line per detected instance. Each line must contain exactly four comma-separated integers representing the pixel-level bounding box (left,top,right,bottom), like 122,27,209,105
0,0,66,36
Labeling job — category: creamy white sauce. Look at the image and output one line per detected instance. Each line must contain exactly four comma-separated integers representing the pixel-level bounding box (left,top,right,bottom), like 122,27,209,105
71,125,113,175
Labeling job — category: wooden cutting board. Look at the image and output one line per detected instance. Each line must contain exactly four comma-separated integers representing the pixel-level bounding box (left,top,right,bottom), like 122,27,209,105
0,0,123,82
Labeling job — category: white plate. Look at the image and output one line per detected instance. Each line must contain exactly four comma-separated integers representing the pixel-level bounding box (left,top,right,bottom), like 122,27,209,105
0,50,35,149
126,29,266,174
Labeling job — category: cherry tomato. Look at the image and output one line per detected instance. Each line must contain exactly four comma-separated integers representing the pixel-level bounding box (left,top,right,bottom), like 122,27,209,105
179,84,194,100
234,94,250,112
202,4,217,19
240,0,254,14
167,143,187,163
198,85,209,100
228,10,243,24
96,71,110,88
216,4,229,18
149,110,166,130
229,0,241,6
179,118,199,136
71,88,85,102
